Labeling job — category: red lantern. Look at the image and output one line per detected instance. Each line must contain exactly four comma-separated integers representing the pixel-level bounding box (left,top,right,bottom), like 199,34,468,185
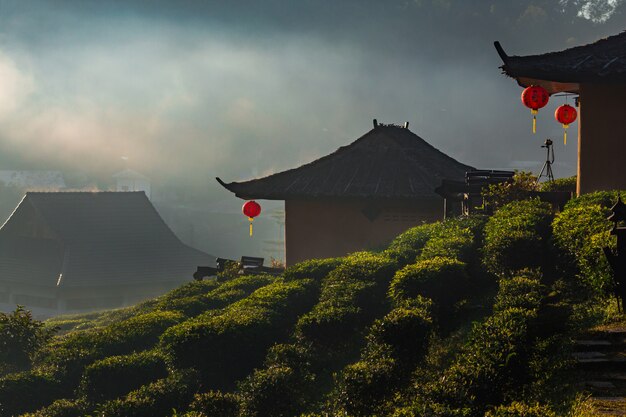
555,104,577,145
242,200,261,237
521,85,550,134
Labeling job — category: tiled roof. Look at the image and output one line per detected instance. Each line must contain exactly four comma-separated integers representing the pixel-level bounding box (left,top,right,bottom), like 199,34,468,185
0,192,214,288
217,125,472,200
495,31,626,84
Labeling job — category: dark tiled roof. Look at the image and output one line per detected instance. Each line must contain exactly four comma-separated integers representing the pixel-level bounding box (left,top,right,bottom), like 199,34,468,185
0,192,214,288
217,125,473,200
495,31,626,84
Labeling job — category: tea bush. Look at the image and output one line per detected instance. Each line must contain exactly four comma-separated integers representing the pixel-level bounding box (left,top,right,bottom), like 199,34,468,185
436,307,537,412
389,257,468,318
484,401,556,417
79,350,168,403
418,226,474,263
385,223,437,266
367,297,433,365
494,272,543,312
553,196,615,293
483,199,553,276
160,279,317,389
333,350,397,417
283,258,343,282
95,369,199,417
20,399,87,417
188,390,240,417
155,275,275,317
295,252,397,351
237,343,315,417
36,310,183,389
0,371,62,416
539,176,576,193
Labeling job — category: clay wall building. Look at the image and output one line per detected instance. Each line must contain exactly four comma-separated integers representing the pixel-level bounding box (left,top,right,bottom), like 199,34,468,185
495,31,626,194
218,122,471,265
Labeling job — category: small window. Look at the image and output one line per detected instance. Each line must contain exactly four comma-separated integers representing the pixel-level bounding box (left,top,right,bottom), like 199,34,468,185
121,185,129,191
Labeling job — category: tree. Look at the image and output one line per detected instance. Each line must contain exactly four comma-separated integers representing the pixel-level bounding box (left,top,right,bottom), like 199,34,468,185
0,306,57,375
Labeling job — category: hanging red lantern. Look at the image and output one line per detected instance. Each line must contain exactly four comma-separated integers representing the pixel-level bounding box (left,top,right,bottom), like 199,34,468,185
555,104,577,145
521,85,550,134
242,200,261,237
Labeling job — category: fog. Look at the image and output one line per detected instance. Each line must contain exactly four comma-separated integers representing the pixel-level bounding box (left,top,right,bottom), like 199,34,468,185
0,0,624,260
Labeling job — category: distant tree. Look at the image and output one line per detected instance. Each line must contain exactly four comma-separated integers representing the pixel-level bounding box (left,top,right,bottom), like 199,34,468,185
0,306,57,375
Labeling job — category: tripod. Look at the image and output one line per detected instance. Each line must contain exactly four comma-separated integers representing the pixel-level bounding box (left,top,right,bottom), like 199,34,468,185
538,139,555,182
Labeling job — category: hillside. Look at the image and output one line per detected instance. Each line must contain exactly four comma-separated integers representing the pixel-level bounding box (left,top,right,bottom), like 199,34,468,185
0,191,623,417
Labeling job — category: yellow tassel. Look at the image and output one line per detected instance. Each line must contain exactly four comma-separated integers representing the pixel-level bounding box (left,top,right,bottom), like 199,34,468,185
531,109,538,134
249,218,253,237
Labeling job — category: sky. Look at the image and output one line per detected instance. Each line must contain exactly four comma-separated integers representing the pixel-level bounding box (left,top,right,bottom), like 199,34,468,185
0,0,624,196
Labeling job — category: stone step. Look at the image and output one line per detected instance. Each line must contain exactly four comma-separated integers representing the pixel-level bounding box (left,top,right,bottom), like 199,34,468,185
576,355,626,372
575,339,626,352
573,351,610,360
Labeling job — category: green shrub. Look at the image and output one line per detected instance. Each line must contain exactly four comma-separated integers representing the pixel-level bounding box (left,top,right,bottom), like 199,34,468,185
295,252,397,351
539,176,576,193
389,257,468,319
332,349,397,417
385,223,437,265
0,371,62,416
238,343,314,417
436,307,538,412
485,401,556,417
189,391,240,417
494,272,543,313
36,311,183,389
419,226,474,263
20,399,87,417
562,190,620,211
283,258,343,282
367,297,432,365
161,279,317,389
239,364,313,417
155,275,274,317
95,369,199,417
553,199,615,293
79,350,168,403
483,199,553,276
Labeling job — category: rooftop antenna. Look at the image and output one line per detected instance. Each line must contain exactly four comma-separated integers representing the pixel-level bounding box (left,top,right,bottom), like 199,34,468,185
538,138,555,182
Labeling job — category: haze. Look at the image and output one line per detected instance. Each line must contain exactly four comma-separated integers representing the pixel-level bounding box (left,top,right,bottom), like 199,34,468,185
0,0,623,259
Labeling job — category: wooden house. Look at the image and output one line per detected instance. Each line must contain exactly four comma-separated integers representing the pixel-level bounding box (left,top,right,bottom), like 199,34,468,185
495,31,626,194
0,192,214,316
217,121,472,265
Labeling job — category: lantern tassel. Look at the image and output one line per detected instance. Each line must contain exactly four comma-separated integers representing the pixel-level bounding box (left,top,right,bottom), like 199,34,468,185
249,217,253,237
563,124,569,145
531,109,538,134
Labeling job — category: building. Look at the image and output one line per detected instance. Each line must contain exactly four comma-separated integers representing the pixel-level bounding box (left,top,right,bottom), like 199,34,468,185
113,169,151,198
495,31,626,194
0,192,214,316
0,170,66,190
217,121,472,265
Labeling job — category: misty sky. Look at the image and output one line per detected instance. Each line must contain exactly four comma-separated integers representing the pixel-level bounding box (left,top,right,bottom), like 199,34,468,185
0,0,624,196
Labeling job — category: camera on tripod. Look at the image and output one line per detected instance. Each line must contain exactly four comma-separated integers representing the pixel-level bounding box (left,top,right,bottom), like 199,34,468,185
538,138,554,182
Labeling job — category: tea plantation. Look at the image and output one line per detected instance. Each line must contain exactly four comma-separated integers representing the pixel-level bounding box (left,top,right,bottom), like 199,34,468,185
0,191,622,416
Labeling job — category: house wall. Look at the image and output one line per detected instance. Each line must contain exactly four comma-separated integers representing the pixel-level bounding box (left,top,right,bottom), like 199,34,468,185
578,83,626,195
284,198,442,265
